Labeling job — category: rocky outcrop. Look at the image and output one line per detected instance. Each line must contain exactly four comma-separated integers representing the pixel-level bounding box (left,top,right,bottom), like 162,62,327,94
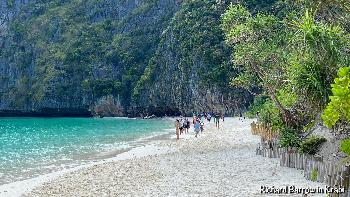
309,123,349,163
92,95,124,117
0,0,180,116
0,0,252,117
131,0,252,116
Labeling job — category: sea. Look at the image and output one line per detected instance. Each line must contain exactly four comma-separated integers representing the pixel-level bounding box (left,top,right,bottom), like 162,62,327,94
0,117,174,185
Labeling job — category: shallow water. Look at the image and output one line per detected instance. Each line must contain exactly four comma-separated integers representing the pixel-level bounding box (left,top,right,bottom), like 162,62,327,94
0,117,173,185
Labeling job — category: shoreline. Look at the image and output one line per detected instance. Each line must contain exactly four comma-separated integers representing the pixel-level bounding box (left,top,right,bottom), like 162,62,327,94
0,143,177,197
0,118,177,196
1,117,325,196
25,118,325,196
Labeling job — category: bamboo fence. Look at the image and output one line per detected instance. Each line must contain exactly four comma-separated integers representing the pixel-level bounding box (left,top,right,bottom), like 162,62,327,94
251,122,350,197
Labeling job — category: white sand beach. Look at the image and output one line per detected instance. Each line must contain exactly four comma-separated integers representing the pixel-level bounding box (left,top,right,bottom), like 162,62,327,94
4,118,324,196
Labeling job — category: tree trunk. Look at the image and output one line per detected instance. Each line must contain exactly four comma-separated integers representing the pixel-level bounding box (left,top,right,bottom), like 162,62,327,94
250,63,298,129
269,90,298,129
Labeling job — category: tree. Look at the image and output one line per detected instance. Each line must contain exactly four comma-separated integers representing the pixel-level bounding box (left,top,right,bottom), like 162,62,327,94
221,4,297,127
288,10,349,109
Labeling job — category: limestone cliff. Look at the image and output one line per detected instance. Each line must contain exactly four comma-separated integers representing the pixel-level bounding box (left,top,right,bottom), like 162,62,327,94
0,0,252,117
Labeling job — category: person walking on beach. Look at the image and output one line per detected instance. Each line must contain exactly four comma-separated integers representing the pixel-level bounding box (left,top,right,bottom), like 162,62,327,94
194,119,200,138
175,119,180,140
183,118,188,134
214,113,220,129
207,113,211,122
186,118,190,133
179,118,184,135
200,119,204,132
256,111,260,123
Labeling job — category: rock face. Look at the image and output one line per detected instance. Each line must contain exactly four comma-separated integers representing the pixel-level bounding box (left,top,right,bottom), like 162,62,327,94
0,0,252,117
130,0,253,116
310,123,348,163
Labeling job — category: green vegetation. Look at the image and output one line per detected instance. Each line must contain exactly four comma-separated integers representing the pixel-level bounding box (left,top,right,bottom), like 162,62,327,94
279,128,301,148
222,3,297,128
147,1,232,83
222,0,349,153
311,168,318,181
299,136,326,155
1,0,349,140
1,0,178,109
3,0,254,113
244,96,268,118
132,0,248,108
322,67,350,128
340,139,350,157
258,100,284,131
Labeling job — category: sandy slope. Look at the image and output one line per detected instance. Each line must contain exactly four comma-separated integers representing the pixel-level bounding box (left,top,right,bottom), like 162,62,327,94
25,118,324,197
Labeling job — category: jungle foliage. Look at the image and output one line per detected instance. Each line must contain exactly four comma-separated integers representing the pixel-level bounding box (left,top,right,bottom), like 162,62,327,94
222,0,350,152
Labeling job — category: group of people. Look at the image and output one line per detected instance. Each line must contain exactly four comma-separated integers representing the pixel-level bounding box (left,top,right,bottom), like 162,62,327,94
174,112,224,140
174,118,191,140
200,112,224,129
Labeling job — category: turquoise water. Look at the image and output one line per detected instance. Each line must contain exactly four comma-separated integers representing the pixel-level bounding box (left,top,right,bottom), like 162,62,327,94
0,118,173,185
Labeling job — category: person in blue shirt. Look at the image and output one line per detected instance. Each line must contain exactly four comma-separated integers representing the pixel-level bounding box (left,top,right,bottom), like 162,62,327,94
194,118,201,138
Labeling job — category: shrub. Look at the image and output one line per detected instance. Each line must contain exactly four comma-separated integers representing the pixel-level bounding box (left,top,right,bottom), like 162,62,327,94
259,100,285,130
299,136,326,155
279,128,301,148
322,67,350,128
311,168,318,181
246,87,297,127
340,138,350,157
303,121,316,132
245,96,268,118
277,88,297,109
